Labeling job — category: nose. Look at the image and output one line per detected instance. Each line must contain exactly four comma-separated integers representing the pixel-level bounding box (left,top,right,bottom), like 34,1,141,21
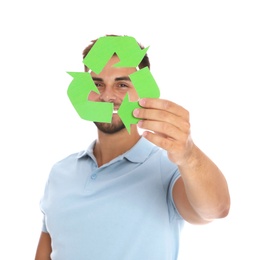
99,87,117,102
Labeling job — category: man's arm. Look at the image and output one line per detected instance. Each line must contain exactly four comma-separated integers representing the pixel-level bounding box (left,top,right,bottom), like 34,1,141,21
172,144,230,224
35,232,52,260
134,98,230,224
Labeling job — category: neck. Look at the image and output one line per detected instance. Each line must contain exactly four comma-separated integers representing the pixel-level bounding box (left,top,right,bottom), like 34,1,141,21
94,126,141,167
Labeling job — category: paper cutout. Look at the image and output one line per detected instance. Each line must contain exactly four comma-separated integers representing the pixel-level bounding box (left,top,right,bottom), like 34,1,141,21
67,72,113,122
67,35,160,133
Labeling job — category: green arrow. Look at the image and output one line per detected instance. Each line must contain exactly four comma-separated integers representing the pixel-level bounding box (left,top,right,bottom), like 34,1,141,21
117,93,142,133
83,36,149,74
117,67,160,132
129,67,160,98
67,72,113,122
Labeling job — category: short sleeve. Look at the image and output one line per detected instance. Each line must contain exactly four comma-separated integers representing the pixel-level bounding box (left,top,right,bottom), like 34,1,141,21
159,151,184,221
167,173,184,221
41,214,48,233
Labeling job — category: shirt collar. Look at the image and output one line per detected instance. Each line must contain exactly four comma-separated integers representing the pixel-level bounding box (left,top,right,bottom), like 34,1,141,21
77,140,96,159
77,137,155,163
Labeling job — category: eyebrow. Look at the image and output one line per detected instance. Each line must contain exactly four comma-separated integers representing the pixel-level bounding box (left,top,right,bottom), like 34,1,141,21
92,76,131,82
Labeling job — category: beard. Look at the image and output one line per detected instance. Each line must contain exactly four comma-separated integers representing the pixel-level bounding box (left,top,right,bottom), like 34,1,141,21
94,120,126,134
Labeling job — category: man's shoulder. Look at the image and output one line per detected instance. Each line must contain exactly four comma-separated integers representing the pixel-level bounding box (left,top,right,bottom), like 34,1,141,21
52,150,86,168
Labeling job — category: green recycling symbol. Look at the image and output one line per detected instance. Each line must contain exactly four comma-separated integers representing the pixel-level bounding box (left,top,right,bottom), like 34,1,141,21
67,35,160,133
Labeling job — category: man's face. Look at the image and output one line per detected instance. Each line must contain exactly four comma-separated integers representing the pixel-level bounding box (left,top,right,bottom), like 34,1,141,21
88,55,139,134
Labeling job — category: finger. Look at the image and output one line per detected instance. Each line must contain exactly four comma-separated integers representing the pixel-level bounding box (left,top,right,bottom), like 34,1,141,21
134,108,177,124
139,98,189,120
138,119,189,141
134,108,190,133
142,130,186,154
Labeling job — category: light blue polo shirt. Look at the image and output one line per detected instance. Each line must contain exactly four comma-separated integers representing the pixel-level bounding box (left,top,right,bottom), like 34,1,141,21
40,137,184,260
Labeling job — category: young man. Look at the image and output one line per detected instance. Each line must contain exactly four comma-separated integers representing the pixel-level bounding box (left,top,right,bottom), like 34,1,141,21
35,35,230,260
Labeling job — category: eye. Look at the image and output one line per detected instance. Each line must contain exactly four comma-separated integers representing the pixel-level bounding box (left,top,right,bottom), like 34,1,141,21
118,83,129,88
94,82,104,88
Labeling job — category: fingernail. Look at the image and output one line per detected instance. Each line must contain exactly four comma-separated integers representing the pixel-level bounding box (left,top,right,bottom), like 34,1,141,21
139,99,145,106
133,109,139,117
138,120,143,127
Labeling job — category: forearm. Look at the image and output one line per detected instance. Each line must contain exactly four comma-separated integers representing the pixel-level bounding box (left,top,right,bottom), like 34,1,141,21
178,144,230,220
35,232,52,260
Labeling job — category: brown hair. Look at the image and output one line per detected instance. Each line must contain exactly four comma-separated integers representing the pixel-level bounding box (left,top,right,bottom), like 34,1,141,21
82,34,150,72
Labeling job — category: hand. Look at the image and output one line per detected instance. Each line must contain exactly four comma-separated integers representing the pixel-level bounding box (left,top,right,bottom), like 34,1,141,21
133,98,194,166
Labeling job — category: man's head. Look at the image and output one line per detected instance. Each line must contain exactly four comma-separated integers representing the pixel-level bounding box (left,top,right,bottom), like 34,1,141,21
83,35,150,134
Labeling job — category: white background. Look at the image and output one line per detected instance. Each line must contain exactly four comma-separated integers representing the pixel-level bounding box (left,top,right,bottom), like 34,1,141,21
1,0,266,259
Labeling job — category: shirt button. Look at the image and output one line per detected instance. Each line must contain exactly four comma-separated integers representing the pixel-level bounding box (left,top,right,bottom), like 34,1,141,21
91,174,97,180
